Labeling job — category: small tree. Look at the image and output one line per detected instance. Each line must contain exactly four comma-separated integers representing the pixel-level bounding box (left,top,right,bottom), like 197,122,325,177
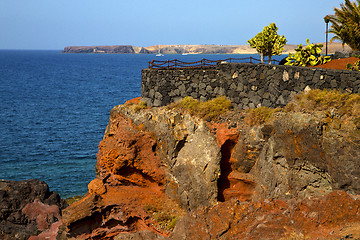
247,23,287,64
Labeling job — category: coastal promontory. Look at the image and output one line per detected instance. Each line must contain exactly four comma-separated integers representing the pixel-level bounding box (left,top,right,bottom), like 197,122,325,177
57,89,360,239
62,43,351,55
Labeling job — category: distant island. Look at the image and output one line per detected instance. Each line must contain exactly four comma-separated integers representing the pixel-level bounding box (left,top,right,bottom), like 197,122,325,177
62,43,351,55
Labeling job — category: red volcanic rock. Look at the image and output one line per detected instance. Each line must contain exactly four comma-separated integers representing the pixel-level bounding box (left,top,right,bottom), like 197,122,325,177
28,221,62,240
59,109,185,239
105,106,222,211
88,178,106,195
208,122,239,147
171,191,360,240
22,199,61,231
124,97,141,105
96,110,166,187
60,187,174,239
59,104,360,239
115,230,168,240
222,171,255,202
0,179,66,240
22,200,63,240
208,122,256,202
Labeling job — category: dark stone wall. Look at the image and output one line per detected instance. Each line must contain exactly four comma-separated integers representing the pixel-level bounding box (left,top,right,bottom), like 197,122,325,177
141,63,360,109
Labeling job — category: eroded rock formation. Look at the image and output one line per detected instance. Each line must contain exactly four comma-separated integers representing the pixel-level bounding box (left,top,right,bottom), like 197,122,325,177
60,100,360,239
0,179,67,240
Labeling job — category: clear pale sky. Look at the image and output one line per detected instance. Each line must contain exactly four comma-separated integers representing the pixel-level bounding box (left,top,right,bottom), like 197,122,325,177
0,0,343,50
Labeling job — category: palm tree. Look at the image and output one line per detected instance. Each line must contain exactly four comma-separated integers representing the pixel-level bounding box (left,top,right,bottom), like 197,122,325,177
328,0,360,51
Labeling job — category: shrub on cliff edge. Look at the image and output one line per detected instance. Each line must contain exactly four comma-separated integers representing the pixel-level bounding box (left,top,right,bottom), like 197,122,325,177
169,96,232,121
244,106,280,126
133,100,148,112
289,89,360,116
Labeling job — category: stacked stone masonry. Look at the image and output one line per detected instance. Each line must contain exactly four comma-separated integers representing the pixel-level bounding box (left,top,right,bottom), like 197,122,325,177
141,63,360,109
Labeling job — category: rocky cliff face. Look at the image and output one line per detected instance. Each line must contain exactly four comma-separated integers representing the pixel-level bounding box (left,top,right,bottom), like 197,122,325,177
59,98,360,239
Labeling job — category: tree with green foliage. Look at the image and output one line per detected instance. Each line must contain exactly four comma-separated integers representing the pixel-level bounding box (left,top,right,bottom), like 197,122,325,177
247,23,287,64
328,0,360,51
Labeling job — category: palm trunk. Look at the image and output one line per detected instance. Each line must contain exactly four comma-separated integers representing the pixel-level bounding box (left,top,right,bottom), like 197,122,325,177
269,55,272,64
261,53,264,63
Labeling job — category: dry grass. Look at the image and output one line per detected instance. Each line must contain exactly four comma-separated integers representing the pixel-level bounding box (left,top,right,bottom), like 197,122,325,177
289,89,360,116
243,90,360,127
244,106,280,126
168,96,232,121
143,204,181,231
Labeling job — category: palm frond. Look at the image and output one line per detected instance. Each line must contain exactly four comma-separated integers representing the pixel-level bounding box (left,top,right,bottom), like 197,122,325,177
328,0,360,51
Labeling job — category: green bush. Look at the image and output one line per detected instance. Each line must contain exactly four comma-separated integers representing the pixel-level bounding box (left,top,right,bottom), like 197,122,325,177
177,96,199,112
346,55,360,71
285,39,331,66
167,216,179,230
134,100,147,112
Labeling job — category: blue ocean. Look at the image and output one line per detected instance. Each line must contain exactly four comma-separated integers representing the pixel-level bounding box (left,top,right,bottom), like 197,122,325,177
0,50,285,198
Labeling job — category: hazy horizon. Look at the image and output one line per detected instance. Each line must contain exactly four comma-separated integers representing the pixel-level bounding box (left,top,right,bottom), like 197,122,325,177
1,0,342,50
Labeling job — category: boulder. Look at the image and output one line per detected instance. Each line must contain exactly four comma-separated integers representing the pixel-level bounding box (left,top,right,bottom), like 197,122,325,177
0,179,67,240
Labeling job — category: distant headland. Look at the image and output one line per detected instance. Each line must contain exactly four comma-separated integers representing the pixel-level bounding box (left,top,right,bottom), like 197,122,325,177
62,43,351,55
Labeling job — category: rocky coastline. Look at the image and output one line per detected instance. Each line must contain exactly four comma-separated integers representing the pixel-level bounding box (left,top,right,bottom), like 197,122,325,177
1,90,360,239
60,95,360,239
62,42,351,55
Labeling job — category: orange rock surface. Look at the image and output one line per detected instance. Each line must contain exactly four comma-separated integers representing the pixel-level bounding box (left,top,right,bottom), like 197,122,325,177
97,110,165,187
315,56,358,70
124,97,141,105
59,110,185,239
207,122,256,202
171,191,360,240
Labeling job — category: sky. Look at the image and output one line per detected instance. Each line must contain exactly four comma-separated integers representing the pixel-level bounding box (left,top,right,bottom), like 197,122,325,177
0,0,343,50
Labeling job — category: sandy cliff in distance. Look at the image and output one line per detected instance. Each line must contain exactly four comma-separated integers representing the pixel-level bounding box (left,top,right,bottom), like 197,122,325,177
62,42,352,55
58,89,360,239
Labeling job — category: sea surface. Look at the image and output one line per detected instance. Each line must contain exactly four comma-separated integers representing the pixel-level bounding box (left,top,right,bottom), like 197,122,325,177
0,50,285,198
